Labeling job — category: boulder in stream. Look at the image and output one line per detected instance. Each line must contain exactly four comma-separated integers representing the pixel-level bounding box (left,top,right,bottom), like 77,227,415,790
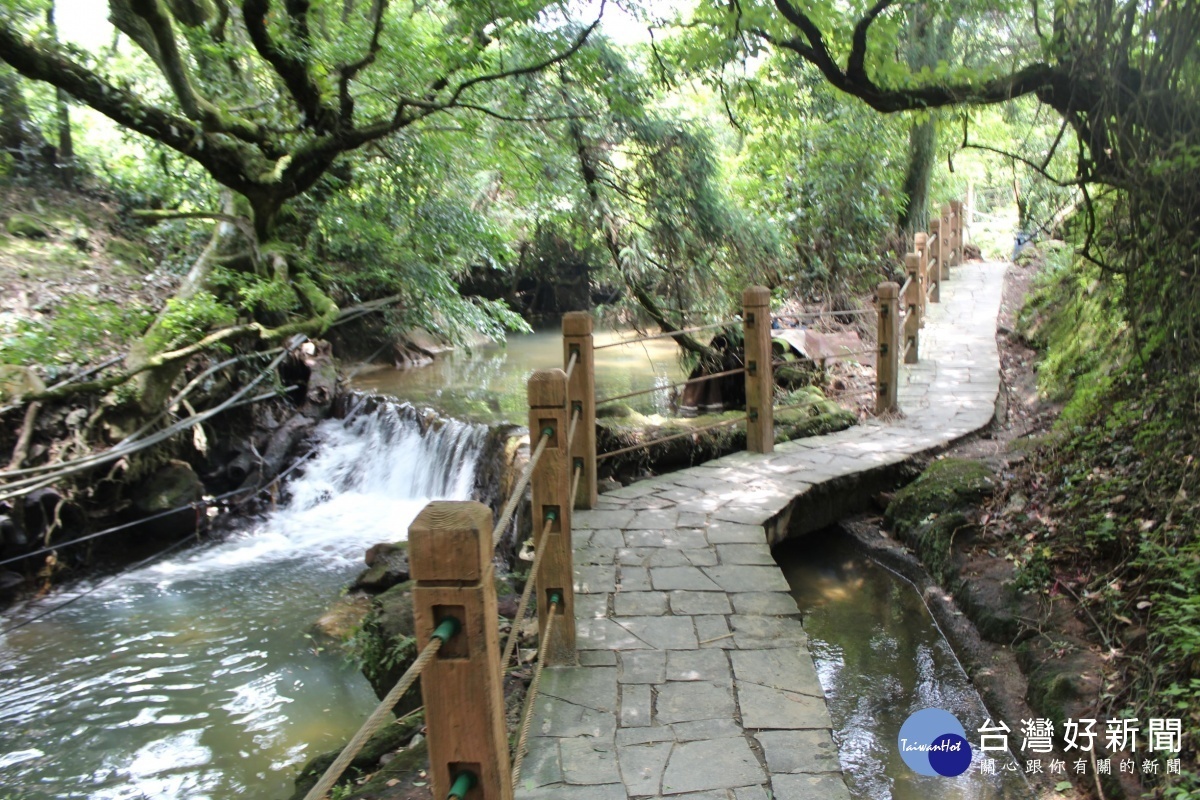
352,542,410,593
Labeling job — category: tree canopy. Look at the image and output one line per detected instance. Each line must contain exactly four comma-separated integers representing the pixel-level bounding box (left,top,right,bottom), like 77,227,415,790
1,0,602,233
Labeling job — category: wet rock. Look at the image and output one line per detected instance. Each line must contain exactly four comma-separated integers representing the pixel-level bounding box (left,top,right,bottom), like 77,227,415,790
352,542,410,593
311,593,372,646
355,581,421,712
133,459,204,513
0,514,26,549
289,709,426,800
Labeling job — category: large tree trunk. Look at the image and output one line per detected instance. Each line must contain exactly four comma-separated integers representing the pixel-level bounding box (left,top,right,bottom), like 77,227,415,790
899,118,935,235
0,65,50,172
44,2,74,187
897,5,953,238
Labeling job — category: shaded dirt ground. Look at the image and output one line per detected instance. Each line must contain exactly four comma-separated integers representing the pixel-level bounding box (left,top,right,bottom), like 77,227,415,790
0,185,179,339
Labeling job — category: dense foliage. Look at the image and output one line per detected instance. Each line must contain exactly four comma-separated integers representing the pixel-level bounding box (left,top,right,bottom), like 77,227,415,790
5,4,1198,791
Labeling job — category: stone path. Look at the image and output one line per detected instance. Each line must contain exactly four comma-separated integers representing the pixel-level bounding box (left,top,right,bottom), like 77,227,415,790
515,262,1007,799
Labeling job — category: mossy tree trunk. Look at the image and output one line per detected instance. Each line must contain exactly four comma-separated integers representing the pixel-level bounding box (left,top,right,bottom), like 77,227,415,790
896,4,953,238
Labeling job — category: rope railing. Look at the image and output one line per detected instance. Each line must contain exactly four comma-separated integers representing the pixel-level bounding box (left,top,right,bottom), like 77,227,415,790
499,514,555,675
368,232,975,795
570,460,583,508
596,415,749,462
592,319,737,351
0,340,304,500
566,406,582,452
772,307,876,323
302,617,461,800
873,197,966,413
0,441,315,569
491,426,554,548
594,365,747,407
511,597,559,789
564,349,578,382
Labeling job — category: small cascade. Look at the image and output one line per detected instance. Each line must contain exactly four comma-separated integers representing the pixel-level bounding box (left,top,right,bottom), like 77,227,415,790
0,396,492,800
289,394,489,507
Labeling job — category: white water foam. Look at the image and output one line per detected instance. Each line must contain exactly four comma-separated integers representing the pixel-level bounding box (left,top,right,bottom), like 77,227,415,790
0,397,491,800
139,397,487,583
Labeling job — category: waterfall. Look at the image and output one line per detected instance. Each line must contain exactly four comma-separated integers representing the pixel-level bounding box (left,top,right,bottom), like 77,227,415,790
0,396,491,800
141,396,489,581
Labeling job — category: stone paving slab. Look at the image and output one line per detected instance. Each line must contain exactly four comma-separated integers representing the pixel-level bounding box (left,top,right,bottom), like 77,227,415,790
516,262,1006,799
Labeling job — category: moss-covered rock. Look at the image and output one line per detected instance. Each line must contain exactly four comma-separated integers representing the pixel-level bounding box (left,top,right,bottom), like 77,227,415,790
596,387,854,479
106,237,153,273
774,360,822,390
311,593,372,647
773,387,856,441
351,581,422,713
885,458,995,534
1016,643,1093,725
288,710,426,800
352,542,410,593
5,212,50,239
133,459,204,513
884,458,995,585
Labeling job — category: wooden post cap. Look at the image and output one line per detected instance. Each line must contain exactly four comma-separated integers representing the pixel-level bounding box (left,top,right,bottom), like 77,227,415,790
408,501,492,582
878,281,899,299
562,311,593,336
743,285,771,306
906,253,920,271
915,232,927,248
528,368,567,408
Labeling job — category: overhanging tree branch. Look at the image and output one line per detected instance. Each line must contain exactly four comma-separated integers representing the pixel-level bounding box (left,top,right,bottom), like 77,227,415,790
766,0,1082,116
241,0,333,132
847,0,896,81
440,2,607,109
338,0,388,120
0,21,275,196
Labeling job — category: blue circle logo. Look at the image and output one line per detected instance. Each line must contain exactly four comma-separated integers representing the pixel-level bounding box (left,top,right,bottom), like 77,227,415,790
898,708,973,777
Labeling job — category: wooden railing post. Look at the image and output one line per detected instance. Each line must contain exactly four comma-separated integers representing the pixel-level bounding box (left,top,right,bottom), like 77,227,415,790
935,215,950,283
562,312,597,510
410,501,514,800
904,253,921,364
876,282,899,414
950,199,964,265
941,203,954,277
527,369,576,665
743,285,774,454
928,218,943,302
914,231,929,324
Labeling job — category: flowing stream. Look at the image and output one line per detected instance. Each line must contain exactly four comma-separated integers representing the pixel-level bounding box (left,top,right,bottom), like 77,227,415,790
2,331,1039,800
776,533,1032,799
0,398,487,800
353,329,687,424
